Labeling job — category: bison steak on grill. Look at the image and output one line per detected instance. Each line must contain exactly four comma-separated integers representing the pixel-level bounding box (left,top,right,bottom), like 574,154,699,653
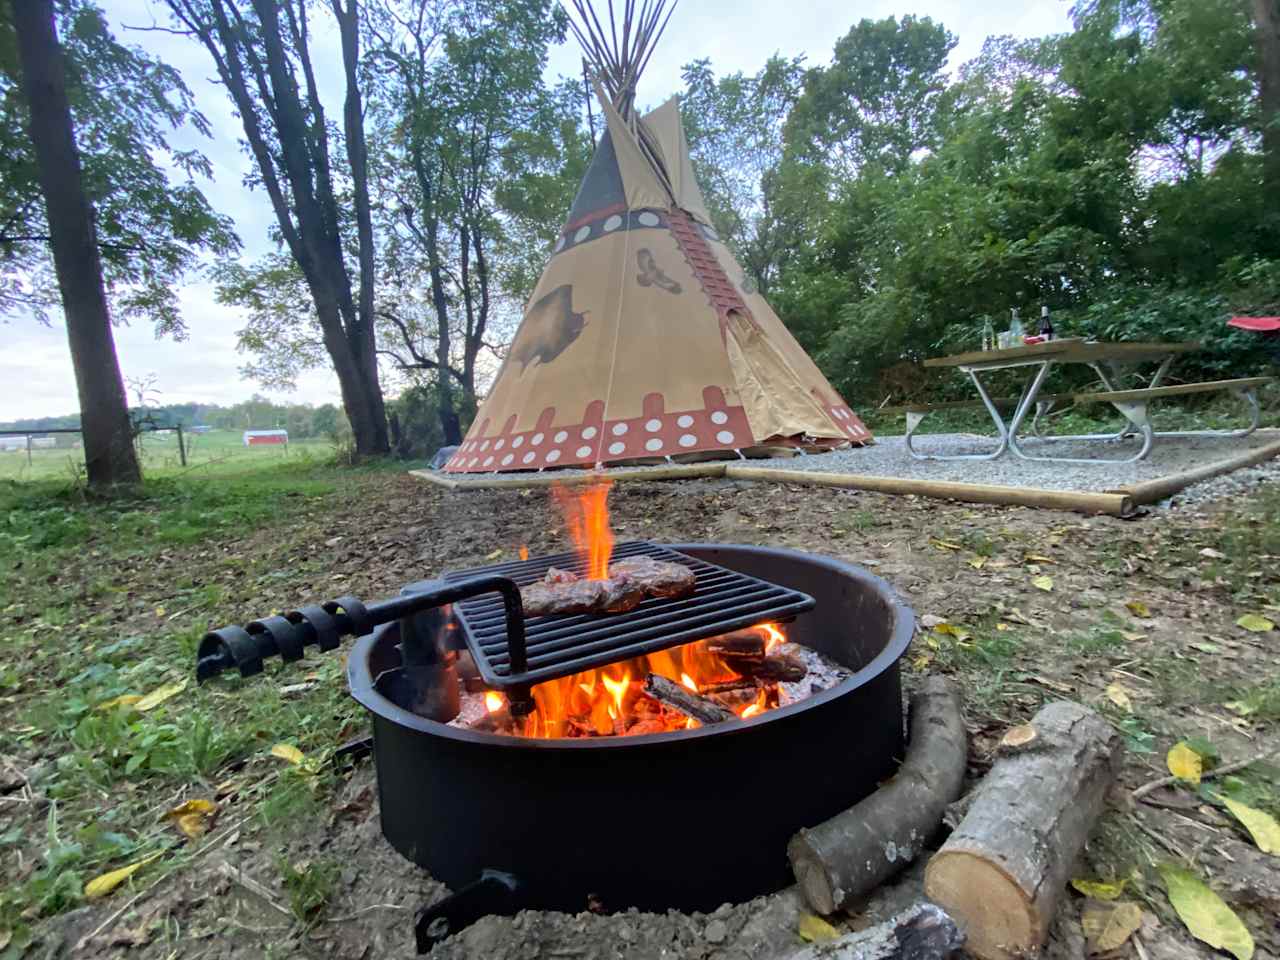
520,557,695,618
607,557,697,599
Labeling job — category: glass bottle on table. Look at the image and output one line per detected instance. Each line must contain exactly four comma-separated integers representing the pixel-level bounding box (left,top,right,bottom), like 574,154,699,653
1040,305,1054,341
1008,308,1025,344
982,315,996,351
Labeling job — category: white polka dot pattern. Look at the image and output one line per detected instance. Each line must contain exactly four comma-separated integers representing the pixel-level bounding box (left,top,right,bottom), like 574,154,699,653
717,431,735,445
679,434,697,447
677,415,694,428
710,411,729,425
554,431,568,443
608,442,626,456
581,427,597,440
637,211,660,227
576,445,593,458
603,215,623,232
645,438,663,452
546,450,562,463
574,225,591,242
612,423,628,436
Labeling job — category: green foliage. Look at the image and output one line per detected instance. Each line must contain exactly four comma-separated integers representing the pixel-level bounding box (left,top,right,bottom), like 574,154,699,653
0,0,238,332
676,0,1280,406
278,856,340,923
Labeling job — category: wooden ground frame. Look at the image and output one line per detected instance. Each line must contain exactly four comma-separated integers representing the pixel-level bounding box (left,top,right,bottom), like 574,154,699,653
411,432,1280,517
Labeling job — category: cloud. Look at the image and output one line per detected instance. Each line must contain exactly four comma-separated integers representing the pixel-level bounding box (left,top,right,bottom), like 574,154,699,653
6,0,1072,421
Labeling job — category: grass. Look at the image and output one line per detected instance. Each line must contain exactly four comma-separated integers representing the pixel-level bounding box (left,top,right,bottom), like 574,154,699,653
0,449,376,942
0,429,332,483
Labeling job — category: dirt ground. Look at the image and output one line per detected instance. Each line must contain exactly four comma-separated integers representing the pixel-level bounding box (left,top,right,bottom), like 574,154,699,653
6,474,1279,959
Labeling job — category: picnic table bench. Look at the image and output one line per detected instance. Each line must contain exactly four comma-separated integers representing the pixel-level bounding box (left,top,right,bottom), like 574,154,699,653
890,339,1272,463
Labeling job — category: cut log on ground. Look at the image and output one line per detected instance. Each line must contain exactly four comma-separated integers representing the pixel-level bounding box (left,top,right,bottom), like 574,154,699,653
775,903,964,960
642,674,735,724
788,676,967,915
924,700,1122,960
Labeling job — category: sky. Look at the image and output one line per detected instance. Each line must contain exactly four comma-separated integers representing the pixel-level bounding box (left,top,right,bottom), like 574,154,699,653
2,0,1074,423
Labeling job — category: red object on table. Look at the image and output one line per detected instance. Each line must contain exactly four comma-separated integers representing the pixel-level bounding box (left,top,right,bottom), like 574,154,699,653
1229,316,1280,332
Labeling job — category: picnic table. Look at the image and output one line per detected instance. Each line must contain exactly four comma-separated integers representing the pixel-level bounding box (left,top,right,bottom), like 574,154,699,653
901,338,1269,463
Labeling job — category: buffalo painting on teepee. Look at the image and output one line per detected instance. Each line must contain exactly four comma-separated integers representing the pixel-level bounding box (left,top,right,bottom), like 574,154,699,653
444,0,870,475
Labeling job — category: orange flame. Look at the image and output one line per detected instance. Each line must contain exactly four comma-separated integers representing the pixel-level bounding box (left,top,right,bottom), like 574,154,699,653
519,545,529,561
758,623,787,654
740,687,769,719
484,691,505,713
551,480,614,579
507,624,790,739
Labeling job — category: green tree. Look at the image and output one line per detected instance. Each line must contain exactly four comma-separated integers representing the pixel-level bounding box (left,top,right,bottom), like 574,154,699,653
7,0,141,488
163,0,390,457
365,0,575,444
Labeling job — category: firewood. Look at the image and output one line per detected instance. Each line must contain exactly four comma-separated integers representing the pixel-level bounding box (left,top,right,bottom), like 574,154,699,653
924,701,1122,960
724,652,806,682
469,708,514,734
775,903,963,960
706,630,766,659
788,677,967,915
642,674,735,725
699,678,758,695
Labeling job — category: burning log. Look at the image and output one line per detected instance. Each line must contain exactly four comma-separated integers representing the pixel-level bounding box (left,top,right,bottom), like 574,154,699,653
723,652,806,683
469,707,515,734
642,674,735,725
787,677,967,915
706,630,767,659
923,700,1122,960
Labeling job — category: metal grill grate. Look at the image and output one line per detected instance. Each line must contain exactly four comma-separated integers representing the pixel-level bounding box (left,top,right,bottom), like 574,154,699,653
443,541,814,690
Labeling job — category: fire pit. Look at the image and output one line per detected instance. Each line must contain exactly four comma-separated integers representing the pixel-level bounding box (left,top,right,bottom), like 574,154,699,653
348,542,912,915
195,482,912,948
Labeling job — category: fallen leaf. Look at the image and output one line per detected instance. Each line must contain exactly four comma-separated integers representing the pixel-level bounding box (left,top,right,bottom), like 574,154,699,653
1006,608,1034,625
96,694,143,712
154,606,166,618
1120,631,1147,643
934,623,972,642
1167,742,1203,784
968,556,987,570
1032,575,1054,592
1071,878,1127,901
84,853,161,899
135,679,187,712
1190,642,1221,654
1223,700,1256,717
485,548,504,561
929,538,963,551
798,913,840,943
1028,675,1074,694
1200,548,1227,560
1105,683,1133,713
911,655,931,671
1026,554,1057,564
1082,900,1143,953
1235,614,1274,633
1126,600,1151,618
996,622,1010,631
270,743,305,766
920,614,946,629
1221,797,1280,855
165,799,217,839
1158,865,1254,960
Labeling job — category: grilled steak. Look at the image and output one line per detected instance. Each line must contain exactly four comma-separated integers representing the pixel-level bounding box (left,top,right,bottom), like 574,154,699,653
521,557,696,618
607,557,696,600
520,577,606,617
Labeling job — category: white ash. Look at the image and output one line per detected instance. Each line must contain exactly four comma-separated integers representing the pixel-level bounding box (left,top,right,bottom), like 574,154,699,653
450,691,491,729
776,642,851,707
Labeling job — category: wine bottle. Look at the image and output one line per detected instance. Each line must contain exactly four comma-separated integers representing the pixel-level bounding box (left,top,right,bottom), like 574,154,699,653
1040,306,1054,340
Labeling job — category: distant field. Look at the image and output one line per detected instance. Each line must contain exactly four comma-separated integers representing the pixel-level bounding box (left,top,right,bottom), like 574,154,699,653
0,429,332,482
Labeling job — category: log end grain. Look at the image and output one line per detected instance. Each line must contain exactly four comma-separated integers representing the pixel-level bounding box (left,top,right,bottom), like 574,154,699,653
924,851,1036,960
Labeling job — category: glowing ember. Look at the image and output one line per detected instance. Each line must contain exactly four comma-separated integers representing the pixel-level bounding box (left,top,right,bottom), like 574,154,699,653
680,673,698,692
551,480,614,579
739,687,769,719
519,545,530,561
485,691,505,713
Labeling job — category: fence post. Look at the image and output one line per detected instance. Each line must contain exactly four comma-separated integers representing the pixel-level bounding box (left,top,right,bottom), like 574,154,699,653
26,434,32,465
176,423,187,467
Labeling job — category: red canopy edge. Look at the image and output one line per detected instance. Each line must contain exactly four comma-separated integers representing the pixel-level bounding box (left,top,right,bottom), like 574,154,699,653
1229,316,1280,332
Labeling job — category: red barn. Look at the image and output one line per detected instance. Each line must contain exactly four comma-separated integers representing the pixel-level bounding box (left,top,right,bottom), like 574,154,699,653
243,430,288,447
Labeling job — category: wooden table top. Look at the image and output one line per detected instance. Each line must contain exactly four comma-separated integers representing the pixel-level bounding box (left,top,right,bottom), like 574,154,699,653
923,339,1201,369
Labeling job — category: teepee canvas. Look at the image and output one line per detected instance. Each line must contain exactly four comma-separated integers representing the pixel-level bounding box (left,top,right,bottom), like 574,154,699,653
444,1,870,475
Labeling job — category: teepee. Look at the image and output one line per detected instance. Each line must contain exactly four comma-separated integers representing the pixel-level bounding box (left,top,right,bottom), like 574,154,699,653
444,0,870,475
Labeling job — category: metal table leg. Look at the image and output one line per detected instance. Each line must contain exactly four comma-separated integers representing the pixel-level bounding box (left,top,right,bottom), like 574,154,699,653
904,368,1010,461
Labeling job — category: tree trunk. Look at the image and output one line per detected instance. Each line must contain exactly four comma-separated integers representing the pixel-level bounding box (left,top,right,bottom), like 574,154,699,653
11,0,141,490
1256,0,1280,205
788,677,967,915
923,701,1122,960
